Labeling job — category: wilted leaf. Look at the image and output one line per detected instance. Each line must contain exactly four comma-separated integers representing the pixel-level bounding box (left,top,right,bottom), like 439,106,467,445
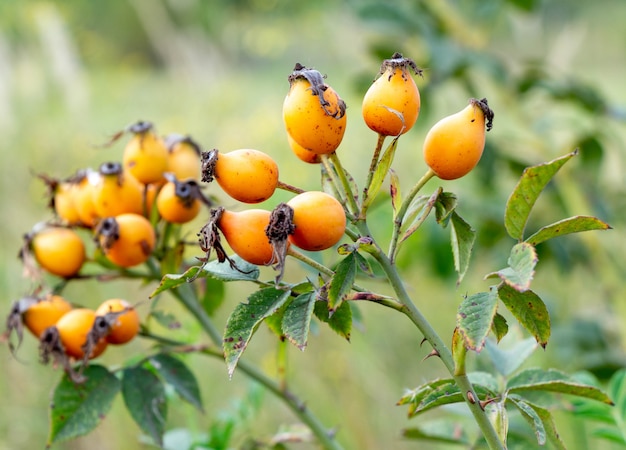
122,366,167,446
485,242,537,292
223,287,291,377
457,288,498,352
48,365,121,445
150,353,203,412
504,151,577,240
497,285,550,348
450,211,476,284
525,215,611,246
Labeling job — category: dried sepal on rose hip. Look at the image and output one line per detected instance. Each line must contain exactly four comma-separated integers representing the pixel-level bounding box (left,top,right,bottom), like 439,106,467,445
156,172,212,224
362,52,423,137
283,63,347,155
93,161,144,218
192,207,239,280
95,213,156,268
38,308,109,383
95,299,140,345
265,203,296,284
200,149,279,204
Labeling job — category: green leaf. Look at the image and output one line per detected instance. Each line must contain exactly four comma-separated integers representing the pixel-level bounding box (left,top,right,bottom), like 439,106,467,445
450,212,476,284
223,287,291,377
150,256,259,298
457,288,498,352
314,299,352,341
609,369,626,426
149,353,203,412
491,313,509,343
485,242,537,292
434,191,458,226
399,372,499,417
402,419,470,445
508,395,567,450
399,188,441,245
497,284,550,348
328,253,357,313
508,395,547,446
122,366,168,446
282,292,316,350
525,215,611,246
485,401,509,446
504,150,577,240
485,337,538,377
362,136,398,212
48,365,121,445
354,252,375,278
201,276,225,317
507,368,614,404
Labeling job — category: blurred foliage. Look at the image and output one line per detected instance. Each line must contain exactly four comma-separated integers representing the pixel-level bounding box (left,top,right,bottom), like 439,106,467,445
1,0,625,449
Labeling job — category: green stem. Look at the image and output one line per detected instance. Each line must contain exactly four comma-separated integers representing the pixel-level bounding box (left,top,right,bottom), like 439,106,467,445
388,168,436,261
139,329,342,449
277,180,306,195
360,133,387,219
325,153,360,219
169,281,342,449
362,133,386,200
229,351,343,450
286,247,369,293
277,338,288,391
367,240,504,450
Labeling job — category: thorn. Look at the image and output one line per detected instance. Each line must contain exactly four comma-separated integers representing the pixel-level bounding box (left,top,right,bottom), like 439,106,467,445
467,391,477,405
422,349,440,361
479,396,497,410
420,337,428,347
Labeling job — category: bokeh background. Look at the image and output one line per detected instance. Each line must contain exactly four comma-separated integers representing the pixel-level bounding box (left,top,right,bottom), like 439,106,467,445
1,1,625,449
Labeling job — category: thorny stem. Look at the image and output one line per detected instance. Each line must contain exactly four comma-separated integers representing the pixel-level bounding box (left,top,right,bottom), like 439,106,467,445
371,245,504,450
169,279,343,450
388,168,436,261
320,151,503,448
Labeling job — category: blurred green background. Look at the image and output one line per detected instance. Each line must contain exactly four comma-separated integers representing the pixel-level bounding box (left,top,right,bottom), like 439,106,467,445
1,1,625,449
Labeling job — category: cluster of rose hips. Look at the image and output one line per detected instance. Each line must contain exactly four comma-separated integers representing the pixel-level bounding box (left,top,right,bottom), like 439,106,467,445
4,52,493,382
